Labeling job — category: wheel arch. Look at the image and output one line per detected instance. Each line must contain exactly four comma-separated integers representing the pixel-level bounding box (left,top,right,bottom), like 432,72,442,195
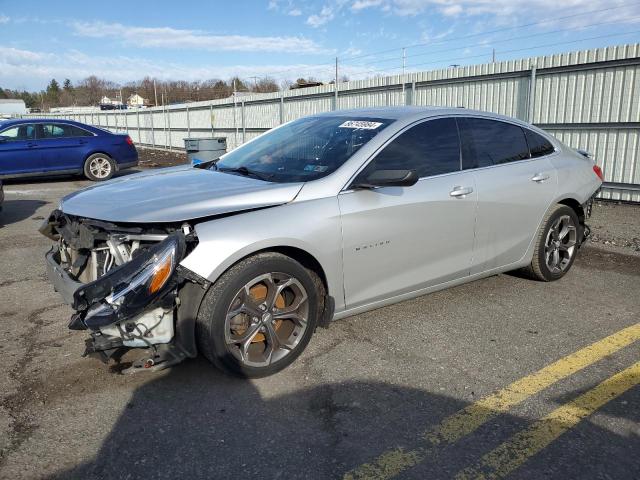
557,197,585,225
210,244,329,296
177,243,332,362
517,196,587,268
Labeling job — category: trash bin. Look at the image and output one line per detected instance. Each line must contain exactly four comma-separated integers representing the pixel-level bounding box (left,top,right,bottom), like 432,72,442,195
183,137,227,165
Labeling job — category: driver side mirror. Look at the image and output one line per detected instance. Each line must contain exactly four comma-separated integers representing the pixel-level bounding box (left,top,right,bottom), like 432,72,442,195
0,137,7,143
351,169,419,189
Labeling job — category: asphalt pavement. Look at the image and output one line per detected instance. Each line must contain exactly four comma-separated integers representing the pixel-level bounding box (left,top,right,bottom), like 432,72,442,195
0,173,638,480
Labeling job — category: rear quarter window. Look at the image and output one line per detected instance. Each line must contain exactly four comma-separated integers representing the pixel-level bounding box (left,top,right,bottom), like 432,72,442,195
459,117,529,169
524,128,555,157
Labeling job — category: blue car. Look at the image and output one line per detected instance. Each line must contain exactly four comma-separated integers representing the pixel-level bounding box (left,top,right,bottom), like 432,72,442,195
0,119,138,181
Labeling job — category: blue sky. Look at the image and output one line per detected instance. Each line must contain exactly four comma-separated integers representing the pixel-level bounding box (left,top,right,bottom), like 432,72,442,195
1,0,639,90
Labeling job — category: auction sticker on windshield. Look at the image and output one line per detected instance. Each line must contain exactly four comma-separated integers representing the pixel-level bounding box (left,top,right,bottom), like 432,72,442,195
339,120,383,129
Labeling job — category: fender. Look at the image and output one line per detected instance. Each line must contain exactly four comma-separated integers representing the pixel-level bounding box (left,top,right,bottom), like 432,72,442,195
180,197,346,313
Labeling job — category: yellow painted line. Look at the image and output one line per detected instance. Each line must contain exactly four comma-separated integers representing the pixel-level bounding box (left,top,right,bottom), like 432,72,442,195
343,323,640,480
455,360,640,480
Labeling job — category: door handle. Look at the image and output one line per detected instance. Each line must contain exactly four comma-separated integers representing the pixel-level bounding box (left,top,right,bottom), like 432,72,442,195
531,173,550,183
450,186,474,198
26,142,37,148
79,139,88,144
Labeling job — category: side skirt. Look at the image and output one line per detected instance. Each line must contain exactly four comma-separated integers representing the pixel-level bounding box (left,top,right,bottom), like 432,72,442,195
333,259,530,322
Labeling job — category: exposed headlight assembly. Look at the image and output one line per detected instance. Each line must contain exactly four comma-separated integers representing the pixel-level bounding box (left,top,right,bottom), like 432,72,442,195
74,233,186,329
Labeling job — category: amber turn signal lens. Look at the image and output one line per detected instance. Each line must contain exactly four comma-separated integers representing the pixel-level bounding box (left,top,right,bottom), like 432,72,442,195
148,255,173,294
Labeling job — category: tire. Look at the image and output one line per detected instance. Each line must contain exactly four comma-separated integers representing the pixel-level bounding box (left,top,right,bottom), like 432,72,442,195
196,252,324,378
526,204,581,281
83,153,116,181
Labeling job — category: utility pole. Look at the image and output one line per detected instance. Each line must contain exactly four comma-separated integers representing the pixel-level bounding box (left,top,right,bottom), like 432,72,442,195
492,49,496,63
402,47,406,75
402,47,407,106
153,80,158,106
249,76,259,91
334,57,339,111
233,78,238,144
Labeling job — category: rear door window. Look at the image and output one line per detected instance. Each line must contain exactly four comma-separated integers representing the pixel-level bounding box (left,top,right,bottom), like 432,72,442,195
41,123,93,138
524,128,554,157
359,117,461,179
459,118,530,169
0,124,35,141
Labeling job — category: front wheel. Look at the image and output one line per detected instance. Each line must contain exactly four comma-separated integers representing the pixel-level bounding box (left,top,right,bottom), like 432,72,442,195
196,252,324,378
527,204,580,281
84,153,115,181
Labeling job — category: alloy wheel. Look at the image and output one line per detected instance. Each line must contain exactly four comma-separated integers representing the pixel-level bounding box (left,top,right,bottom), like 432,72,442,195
89,157,112,179
544,214,577,274
224,272,309,367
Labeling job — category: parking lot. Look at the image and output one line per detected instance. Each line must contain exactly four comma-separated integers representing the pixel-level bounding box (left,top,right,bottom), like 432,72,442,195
1,168,639,479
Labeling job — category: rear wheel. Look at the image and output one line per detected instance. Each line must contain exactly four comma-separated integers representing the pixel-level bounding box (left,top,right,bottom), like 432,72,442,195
84,153,115,181
526,204,580,281
196,252,323,378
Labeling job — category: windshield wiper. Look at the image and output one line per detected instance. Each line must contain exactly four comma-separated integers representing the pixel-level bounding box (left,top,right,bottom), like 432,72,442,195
218,166,274,182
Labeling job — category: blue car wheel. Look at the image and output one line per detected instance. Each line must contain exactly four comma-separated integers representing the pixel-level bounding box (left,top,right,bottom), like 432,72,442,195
84,153,116,182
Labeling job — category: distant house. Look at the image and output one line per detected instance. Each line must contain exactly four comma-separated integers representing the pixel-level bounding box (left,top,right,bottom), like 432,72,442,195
0,99,27,118
99,96,125,111
127,94,147,107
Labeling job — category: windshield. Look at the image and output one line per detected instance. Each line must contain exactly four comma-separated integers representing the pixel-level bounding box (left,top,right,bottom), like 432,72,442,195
214,116,393,182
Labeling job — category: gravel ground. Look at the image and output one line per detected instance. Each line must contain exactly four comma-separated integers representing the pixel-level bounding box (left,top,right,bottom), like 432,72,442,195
590,202,640,253
137,147,188,169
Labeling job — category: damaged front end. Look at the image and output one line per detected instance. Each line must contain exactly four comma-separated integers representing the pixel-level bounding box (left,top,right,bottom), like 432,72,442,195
41,210,208,373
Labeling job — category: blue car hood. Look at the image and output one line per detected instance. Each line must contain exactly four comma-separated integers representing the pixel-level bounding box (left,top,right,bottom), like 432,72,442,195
61,166,304,223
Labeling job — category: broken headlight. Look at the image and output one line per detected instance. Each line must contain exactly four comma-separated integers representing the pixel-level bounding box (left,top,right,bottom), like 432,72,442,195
74,233,186,329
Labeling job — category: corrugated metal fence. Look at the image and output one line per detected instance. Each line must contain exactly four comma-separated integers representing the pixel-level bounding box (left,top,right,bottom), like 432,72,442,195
27,43,640,201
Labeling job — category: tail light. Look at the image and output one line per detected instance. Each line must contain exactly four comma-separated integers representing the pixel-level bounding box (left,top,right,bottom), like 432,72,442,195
593,164,604,181
125,136,134,146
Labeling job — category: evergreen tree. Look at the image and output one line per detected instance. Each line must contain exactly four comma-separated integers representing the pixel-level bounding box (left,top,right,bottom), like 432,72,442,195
47,78,60,95
46,78,61,105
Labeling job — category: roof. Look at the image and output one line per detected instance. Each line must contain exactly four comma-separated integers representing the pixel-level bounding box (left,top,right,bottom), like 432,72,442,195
314,106,534,127
316,106,448,120
1,117,85,124
0,99,26,104
0,118,112,134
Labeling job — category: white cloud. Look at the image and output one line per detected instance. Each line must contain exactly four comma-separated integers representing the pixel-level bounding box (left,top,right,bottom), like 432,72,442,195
0,46,50,64
348,0,640,22
343,45,363,56
351,0,383,11
441,4,463,16
72,21,325,54
288,8,302,16
306,6,335,27
420,26,455,43
0,15,10,24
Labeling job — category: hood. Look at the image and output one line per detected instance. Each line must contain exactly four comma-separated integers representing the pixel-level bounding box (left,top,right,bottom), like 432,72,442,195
61,166,304,223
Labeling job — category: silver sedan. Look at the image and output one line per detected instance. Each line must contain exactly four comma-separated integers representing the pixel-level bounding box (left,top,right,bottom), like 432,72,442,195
42,107,602,377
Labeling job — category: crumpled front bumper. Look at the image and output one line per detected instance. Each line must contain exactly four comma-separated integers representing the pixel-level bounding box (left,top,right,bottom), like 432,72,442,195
45,248,83,308
44,233,206,371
